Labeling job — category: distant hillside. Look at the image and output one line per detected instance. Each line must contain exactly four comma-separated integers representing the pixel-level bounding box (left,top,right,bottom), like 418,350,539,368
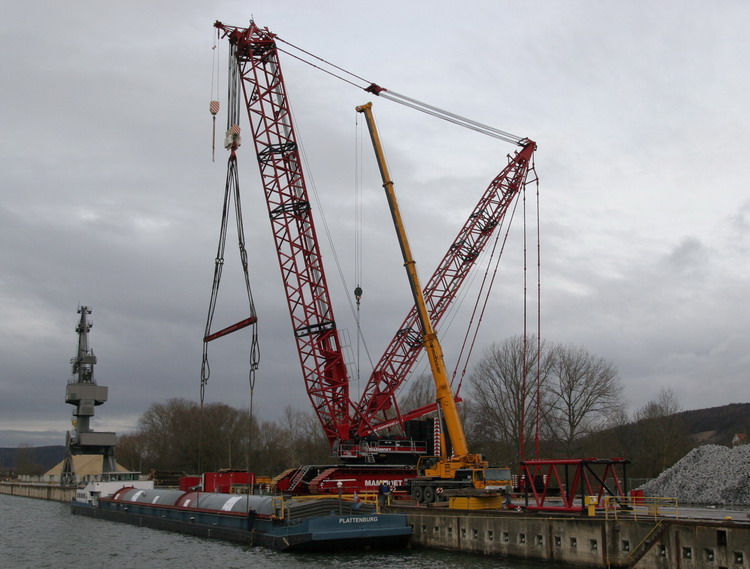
1,404,746,476
676,402,750,446
0,445,66,473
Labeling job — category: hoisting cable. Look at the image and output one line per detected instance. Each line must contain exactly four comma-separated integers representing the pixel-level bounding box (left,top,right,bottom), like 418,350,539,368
450,187,523,397
275,36,526,145
531,156,542,459
286,99,376,373
520,170,529,462
200,41,260,409
353,111,365,400
210,28,220,162
275,39,370,89
369,88,524,145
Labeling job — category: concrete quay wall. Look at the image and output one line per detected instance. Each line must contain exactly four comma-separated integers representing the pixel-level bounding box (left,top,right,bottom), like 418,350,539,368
401,506,750,569
0,482,74,503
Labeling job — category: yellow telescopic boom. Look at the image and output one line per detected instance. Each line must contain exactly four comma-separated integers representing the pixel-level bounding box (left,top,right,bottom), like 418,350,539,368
356,102,475,462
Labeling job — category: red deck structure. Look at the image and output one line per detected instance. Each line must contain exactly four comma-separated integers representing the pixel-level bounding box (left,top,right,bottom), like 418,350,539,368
518,458,630,513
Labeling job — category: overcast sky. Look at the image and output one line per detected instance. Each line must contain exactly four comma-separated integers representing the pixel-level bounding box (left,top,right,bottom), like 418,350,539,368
1,1,748,448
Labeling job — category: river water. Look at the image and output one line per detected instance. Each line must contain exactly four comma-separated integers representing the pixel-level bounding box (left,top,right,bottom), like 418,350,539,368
0,494,568,569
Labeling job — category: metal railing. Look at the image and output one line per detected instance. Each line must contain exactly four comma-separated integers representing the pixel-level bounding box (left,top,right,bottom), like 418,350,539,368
602,495,679,521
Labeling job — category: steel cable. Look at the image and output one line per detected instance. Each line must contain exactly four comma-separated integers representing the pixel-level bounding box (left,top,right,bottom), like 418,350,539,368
200,44,260,408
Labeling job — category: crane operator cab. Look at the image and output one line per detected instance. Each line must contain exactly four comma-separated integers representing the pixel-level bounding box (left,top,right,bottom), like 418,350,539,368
483,467,513,491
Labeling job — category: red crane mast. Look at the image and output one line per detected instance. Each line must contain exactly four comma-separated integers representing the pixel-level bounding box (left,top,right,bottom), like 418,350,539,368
214,21,351,444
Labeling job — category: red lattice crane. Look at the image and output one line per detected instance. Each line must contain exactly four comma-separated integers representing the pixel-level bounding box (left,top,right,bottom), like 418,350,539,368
214,21,537,454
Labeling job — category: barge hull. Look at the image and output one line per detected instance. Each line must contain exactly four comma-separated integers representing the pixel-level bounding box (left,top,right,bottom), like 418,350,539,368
71,501,411,552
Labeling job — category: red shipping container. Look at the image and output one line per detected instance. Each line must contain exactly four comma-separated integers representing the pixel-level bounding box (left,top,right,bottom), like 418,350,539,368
179,476,202,491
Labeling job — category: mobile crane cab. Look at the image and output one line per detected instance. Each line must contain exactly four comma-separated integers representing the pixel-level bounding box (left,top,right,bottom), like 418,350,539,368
410,456,512,504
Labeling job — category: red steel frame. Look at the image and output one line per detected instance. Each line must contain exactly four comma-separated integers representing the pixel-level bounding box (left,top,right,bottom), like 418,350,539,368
518,458,630,512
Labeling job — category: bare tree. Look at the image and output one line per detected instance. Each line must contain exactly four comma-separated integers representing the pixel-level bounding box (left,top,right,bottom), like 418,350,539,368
281,405,329,467
248,419,288,475
15,443,44,475
295,410,332,465
584,406,634,460
129,398,259,474
138,398,205,471
121,399,329,477
398,372,436,412
466,335,552,467
544,344,624,456
633,387,691,477
116,432,148,472
200,402,250,471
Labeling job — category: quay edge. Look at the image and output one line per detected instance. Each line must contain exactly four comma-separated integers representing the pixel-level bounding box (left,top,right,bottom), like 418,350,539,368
392,503,750,569
1,481,74,502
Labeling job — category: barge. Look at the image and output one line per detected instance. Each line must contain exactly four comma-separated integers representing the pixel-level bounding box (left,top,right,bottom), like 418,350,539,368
71,480,411,551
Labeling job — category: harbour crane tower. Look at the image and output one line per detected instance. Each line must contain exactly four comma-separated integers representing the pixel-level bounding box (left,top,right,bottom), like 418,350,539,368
60,306,117,485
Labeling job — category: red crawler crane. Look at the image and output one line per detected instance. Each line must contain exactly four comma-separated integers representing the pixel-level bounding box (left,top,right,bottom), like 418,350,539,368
213,22,537,489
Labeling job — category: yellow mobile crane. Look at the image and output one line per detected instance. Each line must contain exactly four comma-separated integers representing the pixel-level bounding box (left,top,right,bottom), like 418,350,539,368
356,103,512,507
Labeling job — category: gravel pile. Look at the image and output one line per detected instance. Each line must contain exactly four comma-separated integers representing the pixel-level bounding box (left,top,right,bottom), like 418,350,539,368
639,444,750,505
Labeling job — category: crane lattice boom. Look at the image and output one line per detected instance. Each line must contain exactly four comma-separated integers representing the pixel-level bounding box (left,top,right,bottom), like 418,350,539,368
216,21,351,443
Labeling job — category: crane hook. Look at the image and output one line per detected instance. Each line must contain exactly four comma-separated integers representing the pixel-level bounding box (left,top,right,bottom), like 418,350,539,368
210,100,220,161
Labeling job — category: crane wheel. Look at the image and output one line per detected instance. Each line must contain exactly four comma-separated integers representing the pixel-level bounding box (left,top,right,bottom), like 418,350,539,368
413,486,424,504
423,486,435,504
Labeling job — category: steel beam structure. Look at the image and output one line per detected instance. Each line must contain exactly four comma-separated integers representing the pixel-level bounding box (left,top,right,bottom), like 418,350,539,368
216,22,350,443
